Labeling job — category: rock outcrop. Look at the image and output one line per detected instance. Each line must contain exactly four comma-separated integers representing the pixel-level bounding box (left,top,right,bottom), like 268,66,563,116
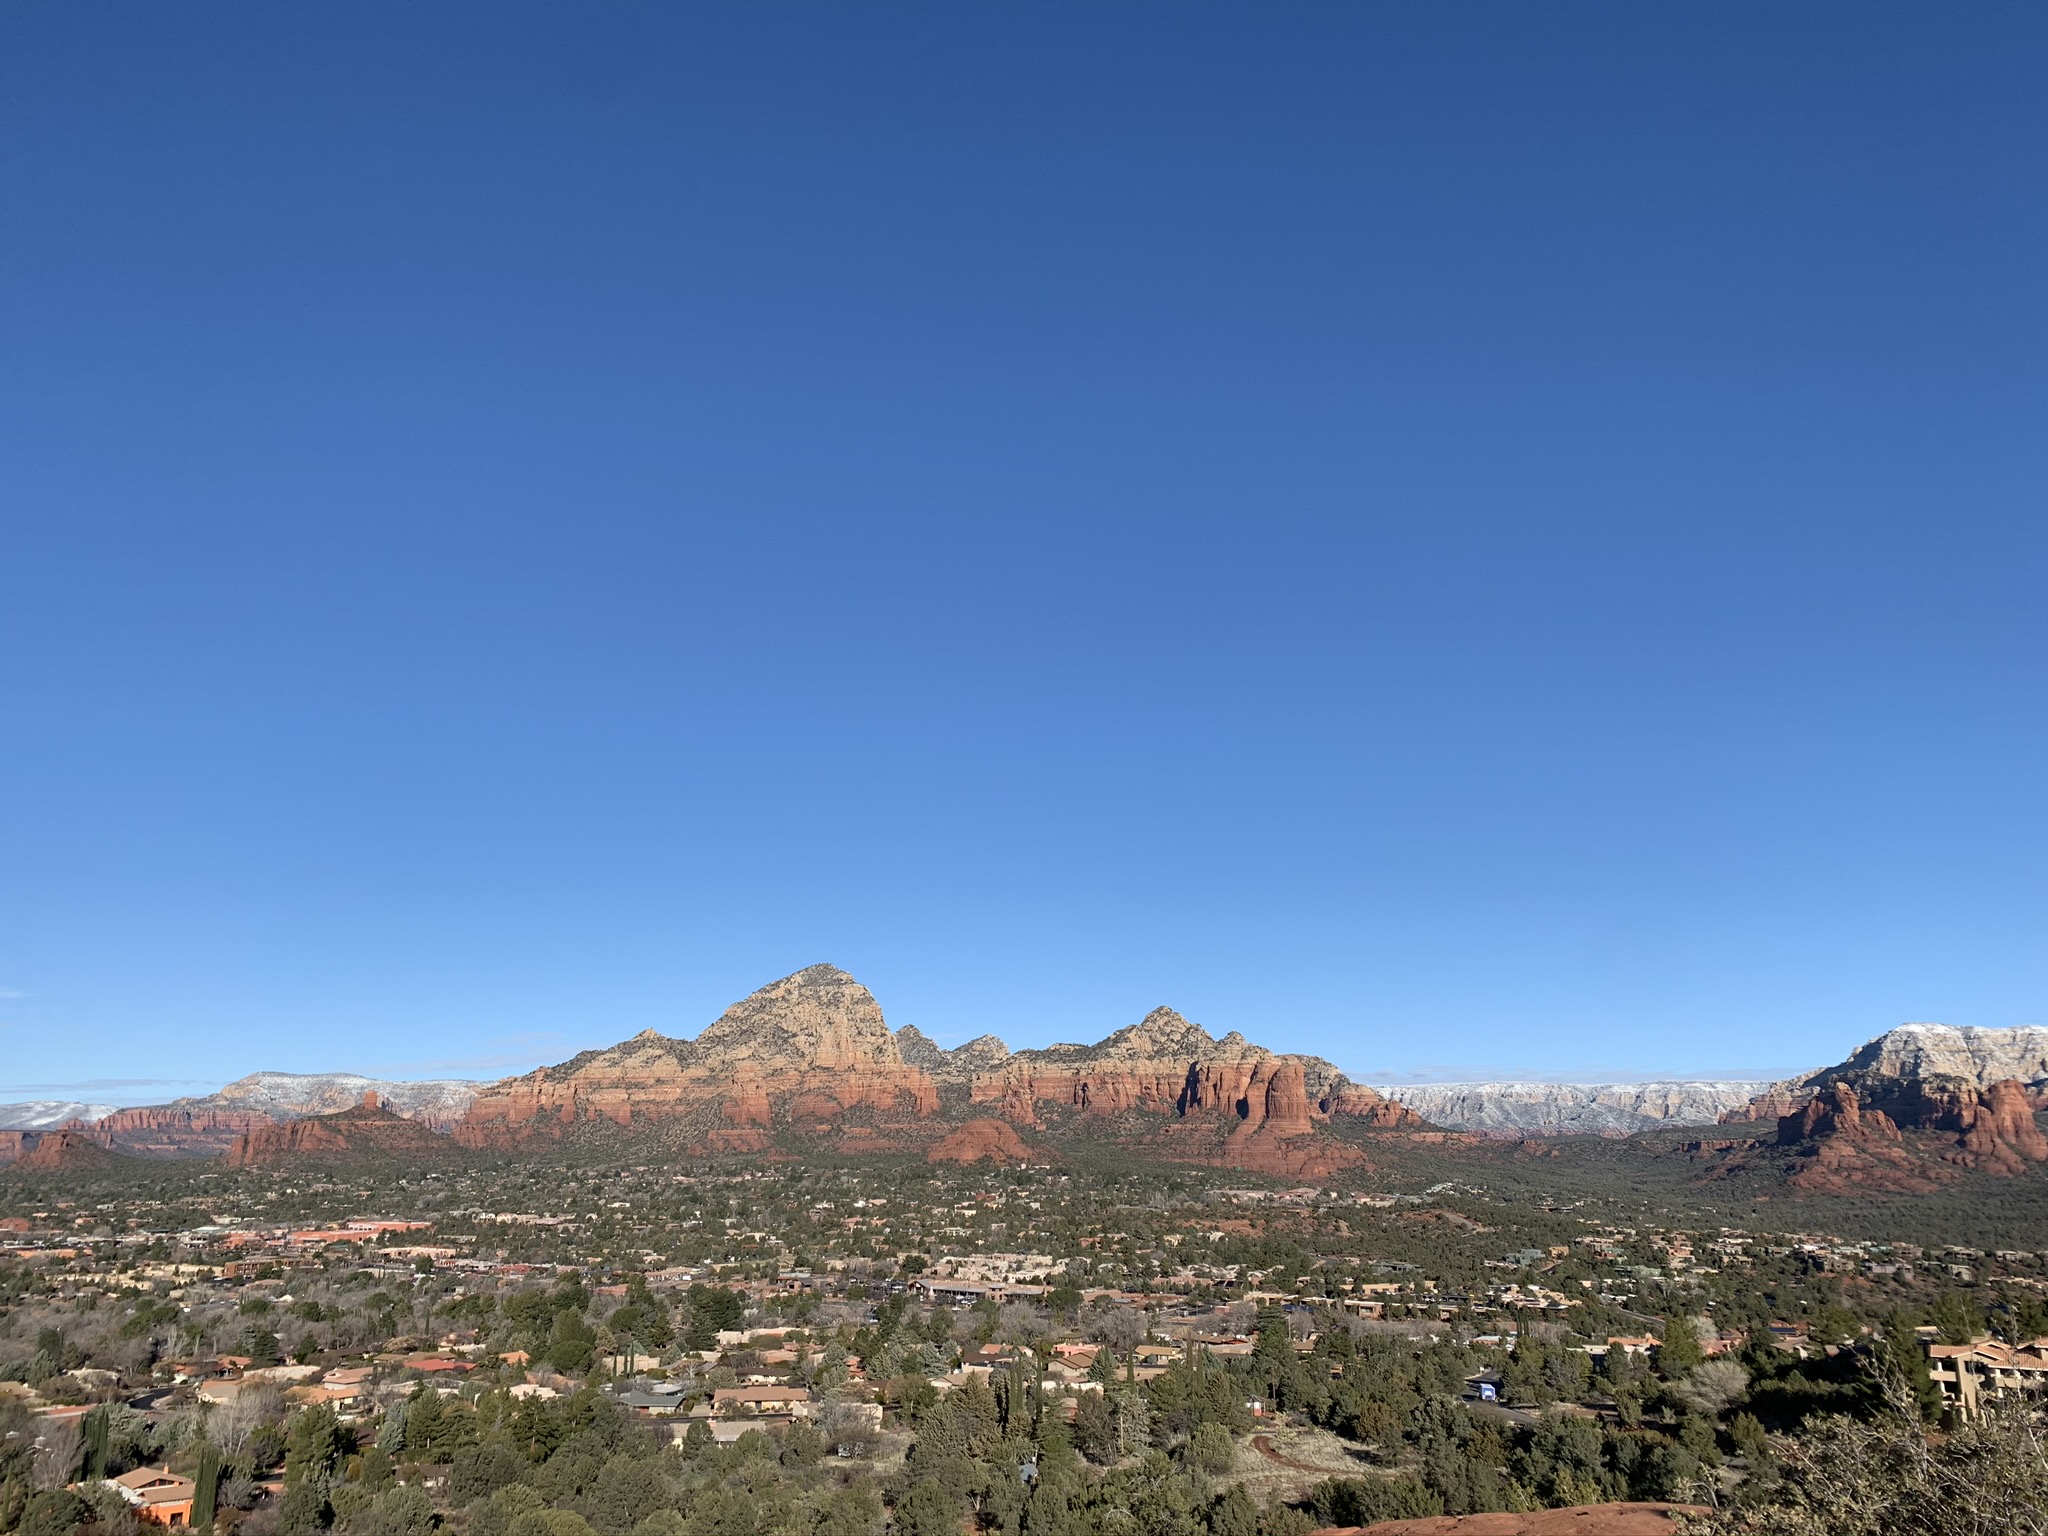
226,1093,455,1169
929,1118,1036,1164
1723,1022,2048,1125
961,1005,1419,1174
1777,1082,1900,1146
1734,1074,2048,1194
453,973,1419,1171
202,1072,479,1129
457,965,938,1151
6,1130,129,1175
69,1106,276,1158
967,1007,1417,1134
1951,1078,2048,1174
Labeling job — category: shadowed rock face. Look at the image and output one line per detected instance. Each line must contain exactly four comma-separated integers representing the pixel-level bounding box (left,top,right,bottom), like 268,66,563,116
966,1006,1419,1135
7,1130,128,1174
1725,1022,2048,1126
1779,1083,1900,1146
52,1073,480,1158
68,1107,276,1158
225,1092,454,1169
1747,1075,2048,1193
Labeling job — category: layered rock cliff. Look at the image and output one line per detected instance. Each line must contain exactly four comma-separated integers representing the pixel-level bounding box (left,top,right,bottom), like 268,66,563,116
965,1006,1417,1134
5,1130,130,1175
71,1106,277,1158
1722,1023,2048,1125
1703,1074,2048,1195
957,1005,1422,1175
48,1072,482,1159
455,973,1419,1171
225,1093,456,1169
456,965,938,1151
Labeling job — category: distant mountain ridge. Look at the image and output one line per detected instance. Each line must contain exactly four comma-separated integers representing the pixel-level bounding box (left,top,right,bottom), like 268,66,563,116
1379,1081,1771,1137
52,1072,482,1158
0,1101,118,1131
192,1071,480,1126
9,978,2047,1200
1372,1024,2048,1137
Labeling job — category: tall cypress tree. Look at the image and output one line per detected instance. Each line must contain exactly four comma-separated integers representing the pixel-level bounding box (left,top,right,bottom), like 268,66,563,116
192,1447,220,1535
81,1406,110,1481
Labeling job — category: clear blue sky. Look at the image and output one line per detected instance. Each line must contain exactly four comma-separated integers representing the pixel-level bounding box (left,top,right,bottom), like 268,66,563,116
3,4,2044,1102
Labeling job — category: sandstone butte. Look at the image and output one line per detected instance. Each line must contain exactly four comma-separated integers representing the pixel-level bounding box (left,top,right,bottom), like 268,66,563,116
224,1093,454,1170
6,1130,131,1175
1694,1073,2048,1196
929,1118,1036,1164
63,1105,276,1158
454,964,1422,1172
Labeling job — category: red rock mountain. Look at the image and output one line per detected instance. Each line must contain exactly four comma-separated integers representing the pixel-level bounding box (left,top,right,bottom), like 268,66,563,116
225,1093,457,1169
929,1118,1037,1164
1693,1074,2048,1195
457,965,940,1154
457,967,1420,1170
6,1130,131,1175
70,1106,275,1158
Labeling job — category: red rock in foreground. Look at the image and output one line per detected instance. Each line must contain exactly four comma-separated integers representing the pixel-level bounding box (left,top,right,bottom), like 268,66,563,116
929,1118,1036,1164
1318,1502,1704,1536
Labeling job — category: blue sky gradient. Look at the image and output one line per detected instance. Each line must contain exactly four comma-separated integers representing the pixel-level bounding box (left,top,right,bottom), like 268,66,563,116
3,4,2044,1099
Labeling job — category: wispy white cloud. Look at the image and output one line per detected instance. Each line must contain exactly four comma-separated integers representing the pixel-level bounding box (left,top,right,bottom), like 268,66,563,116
0,1077,215,1095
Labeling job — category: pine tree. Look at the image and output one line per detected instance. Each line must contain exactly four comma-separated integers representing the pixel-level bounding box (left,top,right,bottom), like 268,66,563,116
1657,1316,1704,1377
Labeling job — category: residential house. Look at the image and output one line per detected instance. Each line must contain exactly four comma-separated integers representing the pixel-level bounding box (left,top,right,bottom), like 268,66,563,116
107,1468,197,1527
1926,1336,2048,1417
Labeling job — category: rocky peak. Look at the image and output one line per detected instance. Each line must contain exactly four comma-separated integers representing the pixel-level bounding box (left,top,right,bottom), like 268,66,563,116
949,1034,1012,1070
690,964,902,1071
1088,1006,1221,1061
1779,1083,1899,1146
893,1025,947,1070
1833,1023,2048,1090
894,1027,1011,1074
